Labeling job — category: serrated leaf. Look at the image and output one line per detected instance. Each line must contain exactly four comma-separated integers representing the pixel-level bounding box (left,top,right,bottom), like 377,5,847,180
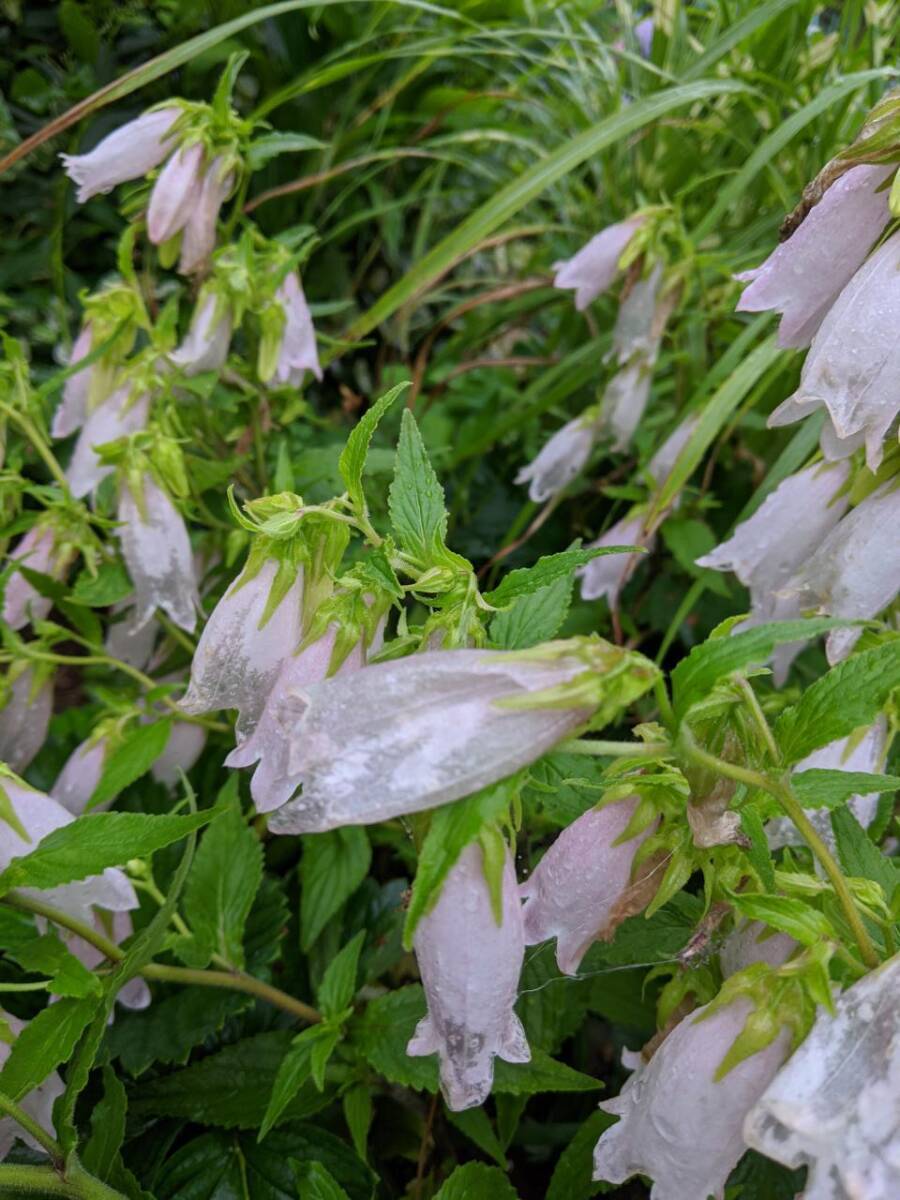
292,1161,351,1200
338,381,408,511
69,559,133,607
792,770,900,810
300,827,371,951
81,1065,127,1182
0,996,97,1099
317,930,364,1018
728,892,835,946
259,1026,318,1139
741,806,775,891
246,130,327,169
342,1086,372,1164
831,807,900,897
486,547,637,608
106,987,248,1077
776,642,900,763
546,1109,615,1200
10,932,101,998
388,408,448,564
489,572,574,650
446,1106,507,1168
89,719,172,810
434,1162,519,1199
0,809,213,895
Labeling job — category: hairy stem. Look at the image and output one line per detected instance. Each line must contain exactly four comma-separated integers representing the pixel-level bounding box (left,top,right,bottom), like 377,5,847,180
0,401,69,491
558,738,671,758
0,1163,126,1198
0,1090,62,1161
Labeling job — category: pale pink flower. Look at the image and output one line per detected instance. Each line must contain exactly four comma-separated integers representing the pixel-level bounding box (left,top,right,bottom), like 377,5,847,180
52,322,94,438
147,142,205,246
578,513,648,609
178,157,234,274
719,920,797,978
647,413,700,489
0,1014,64,1160
737,164,894,349
553,217,645,311
66,910,151,1011
181,557,304,737
52,736,109,817
3,524,69,630
594,997,792,1199
104,605,158,670
272,271,322,387
609,264,663,365
768,229,900,470
118,474,197,632
520,795,657,975
782,482,900,663
267,646,594,835
151,722,207,787
408,841,529,1111
65,386,150,499
60,107,181,203
515,414,600,503
745,952,900,1200
634,16,654,57
0,666,53,775
601,359,654,451
170,292,232,375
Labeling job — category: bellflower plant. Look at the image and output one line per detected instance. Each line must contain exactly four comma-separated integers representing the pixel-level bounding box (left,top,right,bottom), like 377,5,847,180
0,664,53,775
515,408,602,502
553,215,645,310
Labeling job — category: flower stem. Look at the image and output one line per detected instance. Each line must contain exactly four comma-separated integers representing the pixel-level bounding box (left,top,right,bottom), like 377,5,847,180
0,1089,62,1161
0,401,69,491
558,738,671,758
2,893,321,1025
0,1163,126,1198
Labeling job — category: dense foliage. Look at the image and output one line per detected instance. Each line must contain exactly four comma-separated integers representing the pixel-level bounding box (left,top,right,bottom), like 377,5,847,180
0,3,898,1199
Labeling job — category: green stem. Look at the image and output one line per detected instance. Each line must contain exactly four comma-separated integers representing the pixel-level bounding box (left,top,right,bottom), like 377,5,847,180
2,893,321,1025
0,401,69,491
653,677,675,731
0,1090,62,1161
558,738,671,758
0,1162,127,1198
681,734,881,971
736,678,780,763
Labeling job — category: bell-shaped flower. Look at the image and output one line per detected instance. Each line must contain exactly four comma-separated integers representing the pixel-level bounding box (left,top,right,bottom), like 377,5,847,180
270,271,323,388
52,322,94,438
60,107,181,203
408,841,529,1111
151,721,207,787
719,920,797,978
52,735,109,817
117,473,197,633
520,795,658,974
737,164,894,349
609,264,663,365
267,643,602,835
601,359,654,451
647,413,700,490
768,229,900,470
0,1013,64,1160
594,996,792,1199
515,412,601,503
66,386,150,499
782,482,900,663
0,665,53,775
634,16,654,56
744,952,900,1200
146,141,205,247
178,157,234,275
697,462,850,682
181,555,304,737
105,605,158,670
768,718,887,854
3,521,75,630
578,513,648,609
0,774,139,928
553,216,645,311
170,291,232,376
65,909,151,1010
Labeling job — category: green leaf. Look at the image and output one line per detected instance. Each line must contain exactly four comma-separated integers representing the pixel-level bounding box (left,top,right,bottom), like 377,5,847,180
259,1026,318,1139
0,809,213,895
831,808,900,898
81,1065,127,1182
433,1163,519,1200
338,380,409,511
341,1086,372,1164
728,892,836,946
493,1050,600,1096
404,776,517,948
178,794,263,969
69,559,133,607
292,1162,351,1200
792,770,900,810
317,930,365,1018
106,987,248,1077
776,642,900,763
246,131,327,169
0,996,97,1100
489,571,574,650
486,547,637,608
671,618,845,719
388,408,449,564
446,1106,508,1168
88,719,172,811
546,1109,616,1200
300,827,371,951
741,806,776,892
9,932,101,998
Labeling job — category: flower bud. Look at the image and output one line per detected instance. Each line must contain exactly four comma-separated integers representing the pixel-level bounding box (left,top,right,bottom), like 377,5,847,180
744,952,900,1200
170,291,232,375
269,271,323,387
117,473,197,633
60,107,181,203
521,795,657,974
0,665,53,775
609,264,663,365
736,164,894,349
65,386,150,499
601,359,653,451
178,156,234,275
0,1013,63,1160
3,521,75,630
578,513,648,609
408,842,529,1111
515,414,600,503
553,216,645,310
52,735,109,817
52,322,94,439
147,141,205,246
594,996,792,1199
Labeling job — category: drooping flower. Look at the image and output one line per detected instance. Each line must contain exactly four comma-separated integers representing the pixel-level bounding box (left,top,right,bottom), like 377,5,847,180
736,164,894,349
60,107,181,203
268,271,323,388
151,721,207,787
66,910,151,1010
647,413,700,489
553,217,645,311
0,1013,64,1160
782,482,900,663
65,386,150,499
697,462,850,682
117,473,197,633
520,795,658,974
768,718,888,853
408,841,529,1111
146,141,206,247
0,665,53,775
609,264,664,365
52,735,109,817
179,156,235,274
768,229,900,470
634,16,654,57
181,555,304,737
578,513,648,609
52,322,94,439
3,521,75,631
719,920,797,978
170,290,232,376
267,643,603,835
744,952,900,1200
594,996,792,1199
515,412,601,503
601,359,654,451
104,605,158,670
